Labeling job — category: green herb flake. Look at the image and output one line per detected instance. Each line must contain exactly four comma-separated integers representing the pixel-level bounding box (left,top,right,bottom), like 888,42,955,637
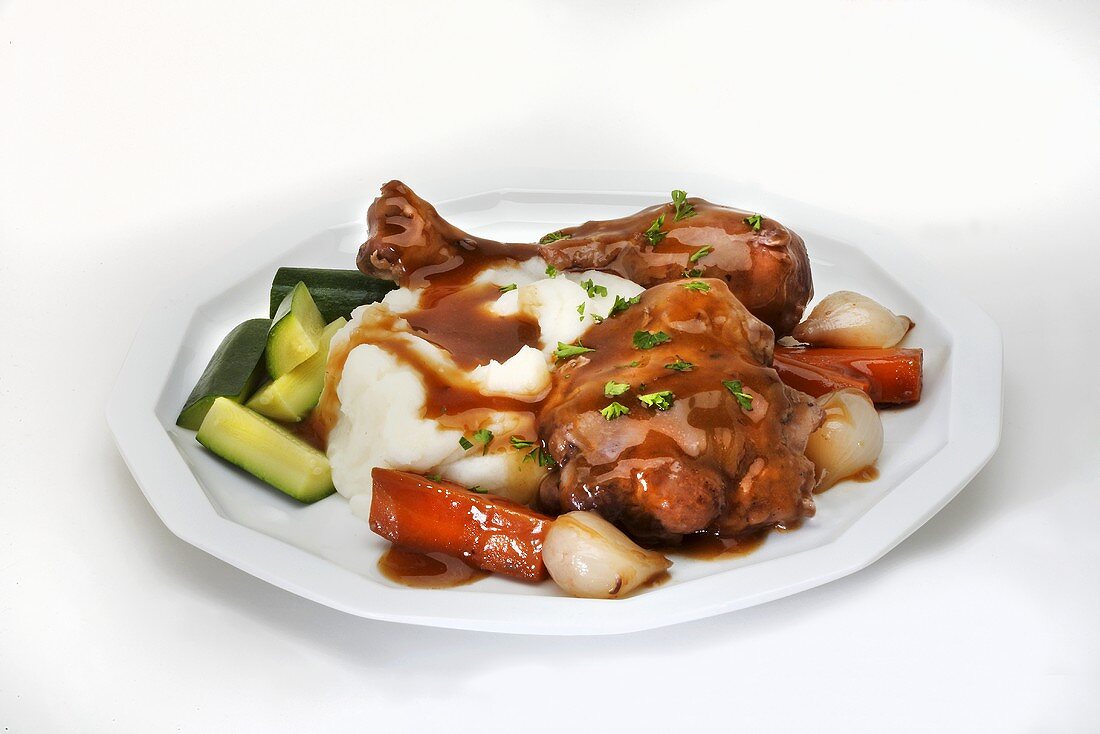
680,280,711,293
689,245,713,263
744,213,763,231
643,214,667,248
554,341,596,361
599,402,631,421
671,190,696,221
723,379,754,411
469,485,488,494
539,231,570,244
682,267,704,278
472,428,494,455
590,313,605,323
425,473,442,481
577,302,585,321
545,264,559,278
604,380,631,397
633,330,672,350
580,278,609,298
498,283,518,293
638,390,676,411
665,358,696,372
510,436,536,450
608,294,641,317
458,436,474,451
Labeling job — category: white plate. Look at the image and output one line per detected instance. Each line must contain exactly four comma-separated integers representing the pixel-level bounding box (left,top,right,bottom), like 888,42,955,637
107,172,1002,635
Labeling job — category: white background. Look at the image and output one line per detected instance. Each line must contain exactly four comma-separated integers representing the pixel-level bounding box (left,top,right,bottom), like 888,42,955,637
2,1,1098,731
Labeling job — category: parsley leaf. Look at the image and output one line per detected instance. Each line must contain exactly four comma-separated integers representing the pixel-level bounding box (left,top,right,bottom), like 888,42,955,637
680,281,711,292
599,402,631,420
545,264,558,278
638,390,675,411
472,428,494,455
469,485,488,494
510,436,536,450
643,214,667,248
498,283,518,293
554,341,596,361
577,302,585,321
590,313,605,323
539,231,570,244
521,446,557,468
608,294,641,317
671,190,696,221
744,213,763,231
689,245,713,263
580,278,608,298
425,473,442,481
604,380,631,397
633,330,671,350
665,358,695,372
458,436,474,451
682,267,704,278
723,379,754,411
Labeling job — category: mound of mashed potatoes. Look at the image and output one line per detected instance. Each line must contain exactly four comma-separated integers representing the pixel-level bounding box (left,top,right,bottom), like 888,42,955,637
325,257,643,518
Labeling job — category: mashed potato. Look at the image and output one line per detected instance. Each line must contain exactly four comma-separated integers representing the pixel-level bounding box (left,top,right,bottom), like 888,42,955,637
327,257,643,511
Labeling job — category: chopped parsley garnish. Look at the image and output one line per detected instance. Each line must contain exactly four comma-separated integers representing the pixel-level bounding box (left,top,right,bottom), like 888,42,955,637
689,245,713,263
469,485,488,494
633,330,671,350
472,428,494,454
425,473,442,481
671,189,696,221
590,313,604,323
604,380,631,397
554,341,596,361
643,214,667,248
608,294,641,317
498,283,518,293
540,231,570,244
682,267,704,278
510,436,536,450
521,446,557,468
723,379,754,411
680,280,711,293
577,302,585,320
545,264,558,278
744,213,763,231
580,278,608,298
638,391,675,411
458,436,474,451
664,358,695,372
599,402,631,420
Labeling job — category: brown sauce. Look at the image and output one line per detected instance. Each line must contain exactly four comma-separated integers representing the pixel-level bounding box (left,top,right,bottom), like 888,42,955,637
669,527,770,560
378,545,488,589
851,465,880,482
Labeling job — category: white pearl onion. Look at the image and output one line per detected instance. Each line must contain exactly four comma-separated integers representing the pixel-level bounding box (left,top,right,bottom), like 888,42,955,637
805,388,884,490
793,291,912,348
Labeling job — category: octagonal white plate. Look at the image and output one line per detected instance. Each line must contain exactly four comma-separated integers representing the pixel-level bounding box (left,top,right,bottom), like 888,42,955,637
107,170,1002,635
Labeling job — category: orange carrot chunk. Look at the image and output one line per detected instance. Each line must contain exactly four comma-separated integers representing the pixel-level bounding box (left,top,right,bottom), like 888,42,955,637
774,346,923,405
369,468,552,582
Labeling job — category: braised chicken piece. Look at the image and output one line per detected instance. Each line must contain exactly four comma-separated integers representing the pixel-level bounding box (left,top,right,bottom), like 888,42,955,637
358,182,810,336
538,280,823,544
358,180,536,286
538,198,812,336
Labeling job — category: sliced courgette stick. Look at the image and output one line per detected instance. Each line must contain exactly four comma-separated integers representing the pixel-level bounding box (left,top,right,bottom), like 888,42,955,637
269,267,397,324
266,281,325,378
176,318,270,430
246,317,347,422
196,397,335,503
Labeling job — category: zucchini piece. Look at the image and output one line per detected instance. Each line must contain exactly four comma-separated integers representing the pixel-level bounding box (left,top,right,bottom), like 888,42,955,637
269,267,397,324
246,317,347,422
176,318,271,430
196,397,335,503
266,281,325,378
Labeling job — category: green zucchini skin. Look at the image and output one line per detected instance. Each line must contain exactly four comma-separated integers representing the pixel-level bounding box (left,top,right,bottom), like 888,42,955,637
269,268,397,323
176,318,271,430
266,282,325,377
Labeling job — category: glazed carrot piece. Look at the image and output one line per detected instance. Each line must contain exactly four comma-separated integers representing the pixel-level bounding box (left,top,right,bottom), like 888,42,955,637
773,346,923,405
369,468,553,582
